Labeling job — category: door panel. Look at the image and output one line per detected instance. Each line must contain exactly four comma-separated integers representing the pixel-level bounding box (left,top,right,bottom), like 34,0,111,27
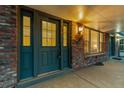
38,18,60,74
20,10,33,79
62,23,69,68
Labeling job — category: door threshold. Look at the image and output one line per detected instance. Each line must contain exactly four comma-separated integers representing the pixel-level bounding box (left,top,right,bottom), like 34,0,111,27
16,68,72,88
38,70,60,77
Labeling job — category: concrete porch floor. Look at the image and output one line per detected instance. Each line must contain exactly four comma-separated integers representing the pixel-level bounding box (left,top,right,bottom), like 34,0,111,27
30,59,124,88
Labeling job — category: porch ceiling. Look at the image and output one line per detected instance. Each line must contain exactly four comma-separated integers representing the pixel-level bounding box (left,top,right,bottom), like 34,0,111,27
27,5,124,33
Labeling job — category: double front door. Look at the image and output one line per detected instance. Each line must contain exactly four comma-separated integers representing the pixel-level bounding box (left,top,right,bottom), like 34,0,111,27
19,10,70,80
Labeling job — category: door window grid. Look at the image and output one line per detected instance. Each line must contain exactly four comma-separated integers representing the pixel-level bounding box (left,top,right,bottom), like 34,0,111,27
63,25,67,46
23,16,31,46
42,21,56,46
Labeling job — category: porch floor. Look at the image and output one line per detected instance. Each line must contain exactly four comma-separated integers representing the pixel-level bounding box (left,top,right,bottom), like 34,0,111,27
30,59,124,88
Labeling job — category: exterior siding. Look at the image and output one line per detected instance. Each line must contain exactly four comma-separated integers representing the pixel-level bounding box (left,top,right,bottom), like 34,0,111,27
0,5,17,88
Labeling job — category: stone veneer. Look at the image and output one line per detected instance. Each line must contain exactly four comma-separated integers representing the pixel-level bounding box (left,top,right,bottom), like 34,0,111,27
72,22,110,69
0,5,17,88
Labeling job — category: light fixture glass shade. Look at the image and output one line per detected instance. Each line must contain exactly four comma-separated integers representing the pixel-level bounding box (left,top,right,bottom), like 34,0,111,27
78,26,83,32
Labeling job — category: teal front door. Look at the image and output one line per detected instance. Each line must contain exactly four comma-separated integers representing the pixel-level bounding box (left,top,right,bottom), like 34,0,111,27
20,10,33,79
19,8,71,80
38,18,60,74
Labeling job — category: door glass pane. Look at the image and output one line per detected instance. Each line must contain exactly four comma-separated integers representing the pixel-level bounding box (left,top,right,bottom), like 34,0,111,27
42,21,47,30
23,16,31,46
51,38,56,46
52,24,56,31
63,25,67,46
42,30,47,38
48,31,51,38
48,22,51,31
42,21,56,46
42,38,47,46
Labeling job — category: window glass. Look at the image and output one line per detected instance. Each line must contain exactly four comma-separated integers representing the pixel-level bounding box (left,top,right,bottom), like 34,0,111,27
100,33,103,52
91,30,99,53
83,28,89,54
63,25,67,46
120,39,124,51
42,21,56,46
23,16,31,46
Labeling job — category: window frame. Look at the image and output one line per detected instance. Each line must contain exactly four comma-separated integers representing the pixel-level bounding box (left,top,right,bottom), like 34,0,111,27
90,30,99,54
83,26,104,55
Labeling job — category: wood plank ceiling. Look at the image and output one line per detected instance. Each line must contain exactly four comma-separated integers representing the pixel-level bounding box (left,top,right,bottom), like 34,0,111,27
27,5,124,32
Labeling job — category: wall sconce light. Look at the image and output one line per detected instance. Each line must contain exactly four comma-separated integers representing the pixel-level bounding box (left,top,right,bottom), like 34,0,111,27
74,24,83,42
116,34,120,41
116,37,120,41
78,25,83,34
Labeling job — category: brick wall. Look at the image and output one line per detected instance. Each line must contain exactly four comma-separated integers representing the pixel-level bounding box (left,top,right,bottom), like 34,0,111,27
72,22,110,69
0,5,17,88
0,6,110,87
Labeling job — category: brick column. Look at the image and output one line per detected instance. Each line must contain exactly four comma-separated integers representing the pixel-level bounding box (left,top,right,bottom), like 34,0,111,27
0,5,17,88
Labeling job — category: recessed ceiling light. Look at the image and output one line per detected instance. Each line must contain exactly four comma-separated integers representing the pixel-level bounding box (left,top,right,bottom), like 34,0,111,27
79,12,83,20
116,23,121,32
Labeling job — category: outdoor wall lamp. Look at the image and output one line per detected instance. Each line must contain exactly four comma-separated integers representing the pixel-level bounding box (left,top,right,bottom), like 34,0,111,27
74,24,84,42
78,24,84,34
116,34,120,41
79,26,83,32
116,37,120,41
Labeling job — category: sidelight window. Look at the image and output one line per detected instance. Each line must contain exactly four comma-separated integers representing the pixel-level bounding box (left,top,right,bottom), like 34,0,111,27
23,16,31,46
63,25,67,46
